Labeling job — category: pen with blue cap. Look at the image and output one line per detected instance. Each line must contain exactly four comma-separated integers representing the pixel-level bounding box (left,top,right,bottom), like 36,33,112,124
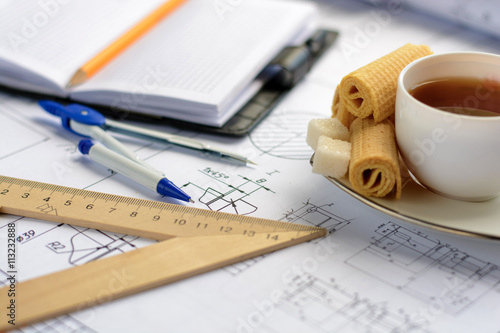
78,139,193,202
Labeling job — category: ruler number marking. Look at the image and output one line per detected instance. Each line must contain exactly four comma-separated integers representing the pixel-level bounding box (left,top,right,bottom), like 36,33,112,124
220,226,232,233
243,230,255,237
174,219,186,225
267,234,279,241
0,176,325,243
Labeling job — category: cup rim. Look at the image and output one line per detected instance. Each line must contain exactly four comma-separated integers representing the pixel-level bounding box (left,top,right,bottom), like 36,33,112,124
397,51,500,122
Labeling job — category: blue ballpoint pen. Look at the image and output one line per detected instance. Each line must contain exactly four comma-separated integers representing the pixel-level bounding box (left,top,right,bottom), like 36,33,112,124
78,139,193,203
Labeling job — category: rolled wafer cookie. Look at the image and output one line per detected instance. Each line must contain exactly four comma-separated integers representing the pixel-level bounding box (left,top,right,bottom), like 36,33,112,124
335,102,356,129
339,43,432,122
331,85,356,129
349,117,401,199
331,85,341,117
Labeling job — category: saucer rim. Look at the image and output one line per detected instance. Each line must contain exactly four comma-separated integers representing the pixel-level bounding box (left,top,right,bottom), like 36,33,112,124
325,174,500,241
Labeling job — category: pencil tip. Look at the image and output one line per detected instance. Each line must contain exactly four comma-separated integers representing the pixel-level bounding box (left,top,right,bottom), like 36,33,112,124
67,69,87,88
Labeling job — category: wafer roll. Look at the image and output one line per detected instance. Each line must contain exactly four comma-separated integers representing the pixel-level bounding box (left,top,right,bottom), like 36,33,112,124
336,103,356,129
349,117,401,199
340,43,432,122
331,85,341,117
331,85,356,129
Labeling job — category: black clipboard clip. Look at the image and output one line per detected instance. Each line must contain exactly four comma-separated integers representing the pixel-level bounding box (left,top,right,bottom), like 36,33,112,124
182,29,339,136
267,29,337,89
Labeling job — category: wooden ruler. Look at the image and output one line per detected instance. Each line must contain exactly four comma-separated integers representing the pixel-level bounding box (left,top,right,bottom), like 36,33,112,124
0,175,326,331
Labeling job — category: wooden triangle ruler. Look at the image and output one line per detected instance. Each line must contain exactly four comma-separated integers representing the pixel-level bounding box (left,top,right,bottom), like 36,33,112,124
0,175,326,331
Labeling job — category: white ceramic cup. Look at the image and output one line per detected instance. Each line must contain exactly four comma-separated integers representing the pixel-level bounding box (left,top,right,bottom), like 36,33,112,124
395,52,500,201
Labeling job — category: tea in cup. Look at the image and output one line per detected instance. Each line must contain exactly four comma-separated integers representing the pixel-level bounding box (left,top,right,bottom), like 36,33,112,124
395,52,500,201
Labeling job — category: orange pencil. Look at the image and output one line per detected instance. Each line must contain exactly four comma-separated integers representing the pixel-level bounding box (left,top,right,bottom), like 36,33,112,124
68,0,187,87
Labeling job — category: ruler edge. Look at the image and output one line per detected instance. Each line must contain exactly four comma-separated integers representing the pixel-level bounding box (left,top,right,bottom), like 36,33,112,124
0,175,326,234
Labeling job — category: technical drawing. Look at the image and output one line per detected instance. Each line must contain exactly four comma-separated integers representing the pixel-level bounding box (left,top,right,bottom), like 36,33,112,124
44,224,143,266
17,315,98,333
181,167,276,275
225,199,352,275
260,273,430,333
225,256,266,276
181,167,274,215
280,199,352,234
249,111,321,160
1,218,146,267
0,104,49,160
346,222,500,315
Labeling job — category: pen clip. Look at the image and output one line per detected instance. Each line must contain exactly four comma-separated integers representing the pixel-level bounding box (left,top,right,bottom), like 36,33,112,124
39,100,106,137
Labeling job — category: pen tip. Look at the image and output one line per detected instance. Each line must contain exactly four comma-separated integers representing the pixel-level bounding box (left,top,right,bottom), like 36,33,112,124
189,198,195,203
247,160,257,165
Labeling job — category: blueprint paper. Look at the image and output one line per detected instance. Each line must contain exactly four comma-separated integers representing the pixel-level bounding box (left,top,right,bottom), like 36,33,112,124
360,0,500,39
2,1,500,332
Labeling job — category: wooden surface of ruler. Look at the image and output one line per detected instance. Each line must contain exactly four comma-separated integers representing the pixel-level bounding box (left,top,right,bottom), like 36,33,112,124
0,175,326,331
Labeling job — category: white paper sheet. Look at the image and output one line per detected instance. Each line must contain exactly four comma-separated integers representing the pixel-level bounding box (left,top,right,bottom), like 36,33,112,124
1,1,500,332
360,0,500,39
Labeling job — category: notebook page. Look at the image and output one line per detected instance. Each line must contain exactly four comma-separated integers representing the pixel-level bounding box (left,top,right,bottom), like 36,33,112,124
70,0,317,122
0,0,164,91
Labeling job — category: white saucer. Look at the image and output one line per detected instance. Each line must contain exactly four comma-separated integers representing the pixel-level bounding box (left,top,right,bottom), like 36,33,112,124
325,174,500,239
